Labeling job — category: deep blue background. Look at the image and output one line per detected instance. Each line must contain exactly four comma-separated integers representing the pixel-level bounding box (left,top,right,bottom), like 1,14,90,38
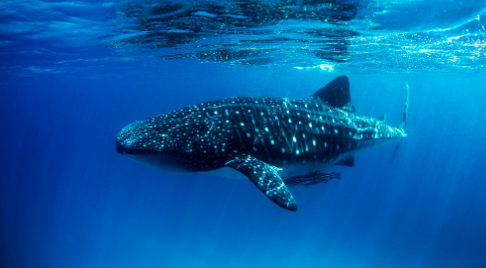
2,61,486,267
1,0,486,267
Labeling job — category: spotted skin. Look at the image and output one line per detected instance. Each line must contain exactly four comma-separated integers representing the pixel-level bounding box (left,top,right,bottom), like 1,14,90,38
224,151,297,211
116,76,408,211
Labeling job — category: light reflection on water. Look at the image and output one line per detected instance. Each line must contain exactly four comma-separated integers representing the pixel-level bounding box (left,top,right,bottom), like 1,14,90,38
95,0,486,73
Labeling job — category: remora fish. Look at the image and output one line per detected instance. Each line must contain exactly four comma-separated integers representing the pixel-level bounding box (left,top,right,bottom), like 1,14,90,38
115,76,408,211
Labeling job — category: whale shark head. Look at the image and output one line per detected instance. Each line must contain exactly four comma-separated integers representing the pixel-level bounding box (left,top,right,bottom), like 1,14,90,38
115,107,231,173
116,120,162,155
115,116,196,172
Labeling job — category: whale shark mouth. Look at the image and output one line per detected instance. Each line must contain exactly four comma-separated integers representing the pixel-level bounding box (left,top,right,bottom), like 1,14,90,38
116,140,125,155
115,139,161,156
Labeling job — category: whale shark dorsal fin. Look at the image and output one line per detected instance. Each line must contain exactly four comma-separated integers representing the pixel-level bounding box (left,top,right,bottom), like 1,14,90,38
224,152,298,211
312,76,355,112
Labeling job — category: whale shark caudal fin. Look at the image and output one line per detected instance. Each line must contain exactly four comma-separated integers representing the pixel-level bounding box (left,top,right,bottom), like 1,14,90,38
391,82,410,162
224,152,298,211
311,76,356,112
400,82,410,130
283,172,341,187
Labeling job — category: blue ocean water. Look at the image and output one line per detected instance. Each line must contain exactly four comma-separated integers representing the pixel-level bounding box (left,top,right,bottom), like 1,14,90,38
1,1,486,267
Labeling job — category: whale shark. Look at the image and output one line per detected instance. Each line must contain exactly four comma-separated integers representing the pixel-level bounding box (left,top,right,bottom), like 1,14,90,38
116,76,408,211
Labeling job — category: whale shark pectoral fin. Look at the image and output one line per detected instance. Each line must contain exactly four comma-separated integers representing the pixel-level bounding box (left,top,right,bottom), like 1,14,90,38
224,153,298,211
312,76,355,112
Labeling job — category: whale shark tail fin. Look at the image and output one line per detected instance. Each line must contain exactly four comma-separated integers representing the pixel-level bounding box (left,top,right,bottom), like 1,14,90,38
391,82,410,162
400,82,410,130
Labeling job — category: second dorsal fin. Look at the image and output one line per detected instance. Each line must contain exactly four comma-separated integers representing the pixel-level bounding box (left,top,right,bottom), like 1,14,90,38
312,76,355,112
378,114,386,122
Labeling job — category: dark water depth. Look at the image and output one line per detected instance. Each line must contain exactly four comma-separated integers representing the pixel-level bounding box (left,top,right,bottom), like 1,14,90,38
1,1,486,268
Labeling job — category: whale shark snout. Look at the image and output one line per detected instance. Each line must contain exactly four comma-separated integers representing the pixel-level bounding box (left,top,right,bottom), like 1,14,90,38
115,120,167,155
